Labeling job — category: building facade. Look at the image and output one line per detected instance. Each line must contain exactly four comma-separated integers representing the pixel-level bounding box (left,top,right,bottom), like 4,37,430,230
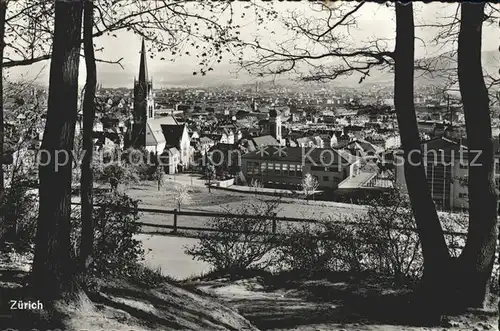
241,146,356,189
394,137,500,211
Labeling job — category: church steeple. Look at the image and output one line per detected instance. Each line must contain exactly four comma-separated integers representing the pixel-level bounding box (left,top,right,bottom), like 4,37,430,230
129,38,155,150
138,38,149,83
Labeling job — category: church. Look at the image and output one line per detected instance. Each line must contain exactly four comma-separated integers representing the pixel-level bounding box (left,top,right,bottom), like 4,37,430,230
128,40,192,169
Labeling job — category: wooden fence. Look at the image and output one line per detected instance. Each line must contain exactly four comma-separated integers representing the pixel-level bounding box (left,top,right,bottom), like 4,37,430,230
71,202,468,239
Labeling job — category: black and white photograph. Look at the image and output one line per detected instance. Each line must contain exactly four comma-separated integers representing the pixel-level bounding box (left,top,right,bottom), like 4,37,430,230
0,0,499,330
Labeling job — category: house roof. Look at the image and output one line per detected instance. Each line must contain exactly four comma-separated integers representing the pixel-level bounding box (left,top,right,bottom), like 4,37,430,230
243,145,352,166
296,137,312,145
423,137,464,152
160,147,179,157
252,135,280,147
336,139,377,154
200,136,214,144
161,124,185,148
147,114,179,145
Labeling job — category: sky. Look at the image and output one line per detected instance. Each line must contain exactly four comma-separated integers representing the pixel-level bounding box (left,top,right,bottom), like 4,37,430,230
6,1,499,88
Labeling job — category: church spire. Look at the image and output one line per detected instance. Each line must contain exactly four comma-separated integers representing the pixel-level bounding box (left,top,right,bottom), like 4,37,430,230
139,38,149,83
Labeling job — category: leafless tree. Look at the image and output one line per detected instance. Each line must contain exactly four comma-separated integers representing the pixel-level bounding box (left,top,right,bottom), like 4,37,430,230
172,184,191,212
0,0,6,197
302,173,319,203
78,0,96,275
413,4,499,105
455,2,498,308
234,1,498,312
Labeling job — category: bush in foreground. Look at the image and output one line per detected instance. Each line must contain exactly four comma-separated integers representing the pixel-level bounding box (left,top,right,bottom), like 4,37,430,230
0,177,38,253
71,192,144,280
184,198,282,272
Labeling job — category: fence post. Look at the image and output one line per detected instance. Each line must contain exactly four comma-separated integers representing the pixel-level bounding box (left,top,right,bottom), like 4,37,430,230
173,209,178,234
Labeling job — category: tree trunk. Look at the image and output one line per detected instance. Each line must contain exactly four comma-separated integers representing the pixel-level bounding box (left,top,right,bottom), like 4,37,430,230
0,0,6,198
79,0,96,274
457,2,498,308
394,1,450,315
0,0,7,247
32,0,83,301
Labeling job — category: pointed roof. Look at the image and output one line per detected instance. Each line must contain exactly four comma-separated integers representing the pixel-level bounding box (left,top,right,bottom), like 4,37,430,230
139,39,149,83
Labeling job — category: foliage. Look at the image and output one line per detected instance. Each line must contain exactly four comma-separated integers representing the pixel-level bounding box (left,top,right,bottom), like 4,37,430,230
356,188,423,282
204,164,216,180
71,192,144,279
0,177,38,252
184,198,281,272
153,165,164,191
96,162,139,192
276,220,361,275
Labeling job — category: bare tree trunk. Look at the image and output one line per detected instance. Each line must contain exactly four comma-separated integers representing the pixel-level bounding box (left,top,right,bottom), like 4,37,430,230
0,0,7,247
79,0,96,274
394,1,450,314
0,0,6,198
32,0,83,301
457,2,498,308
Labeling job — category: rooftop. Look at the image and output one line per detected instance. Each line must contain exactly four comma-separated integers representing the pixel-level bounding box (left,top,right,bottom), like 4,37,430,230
243,145,353,166
338,172,377,189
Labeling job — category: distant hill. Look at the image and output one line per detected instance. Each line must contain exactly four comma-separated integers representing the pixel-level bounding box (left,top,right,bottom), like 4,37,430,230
339,49,498,89
94,49,498,89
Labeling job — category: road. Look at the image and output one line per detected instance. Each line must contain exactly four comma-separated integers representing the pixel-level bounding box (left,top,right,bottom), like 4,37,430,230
137,234,211,280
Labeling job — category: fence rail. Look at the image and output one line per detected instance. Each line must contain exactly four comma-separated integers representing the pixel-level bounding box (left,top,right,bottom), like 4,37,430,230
70,202,468,238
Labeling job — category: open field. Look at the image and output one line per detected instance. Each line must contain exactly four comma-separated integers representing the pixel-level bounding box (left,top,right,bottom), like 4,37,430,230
72,175,467,238
73,176,368,233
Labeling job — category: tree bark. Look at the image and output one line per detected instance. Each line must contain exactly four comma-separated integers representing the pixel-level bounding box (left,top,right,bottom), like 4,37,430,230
32,0,83,301
0,0,6,198
78,0,96,274
457,2,498,308
0,0,7,247
394,1,450,314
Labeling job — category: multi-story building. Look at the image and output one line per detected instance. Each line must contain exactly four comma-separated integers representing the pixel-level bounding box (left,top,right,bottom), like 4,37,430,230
395,137,500,211
241,145,359,189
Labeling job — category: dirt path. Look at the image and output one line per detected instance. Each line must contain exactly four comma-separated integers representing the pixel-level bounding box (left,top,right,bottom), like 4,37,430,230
187,275,498,331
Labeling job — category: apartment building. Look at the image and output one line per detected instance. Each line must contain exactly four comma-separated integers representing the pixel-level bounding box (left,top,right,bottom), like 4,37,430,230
395,137,500,211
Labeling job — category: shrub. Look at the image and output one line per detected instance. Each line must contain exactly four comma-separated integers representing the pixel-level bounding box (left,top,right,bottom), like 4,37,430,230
95,162,140,192
276,188,423,282
72,192,144,279
184,198,281,272
357,188,423,282
275,217,363,276
0,177,38,252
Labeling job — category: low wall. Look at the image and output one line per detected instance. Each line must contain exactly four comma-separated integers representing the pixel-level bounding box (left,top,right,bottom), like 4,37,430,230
215,178,234,188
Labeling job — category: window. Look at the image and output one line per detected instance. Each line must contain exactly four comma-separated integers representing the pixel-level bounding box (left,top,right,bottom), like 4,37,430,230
495,160,500,174
459,193,468,199
289,164,296,177
261,162,267,173
296,165,303,177
247,161,259,175
274,163,281,175
323,176,329,181
282,164,288,176
268,163,274,173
